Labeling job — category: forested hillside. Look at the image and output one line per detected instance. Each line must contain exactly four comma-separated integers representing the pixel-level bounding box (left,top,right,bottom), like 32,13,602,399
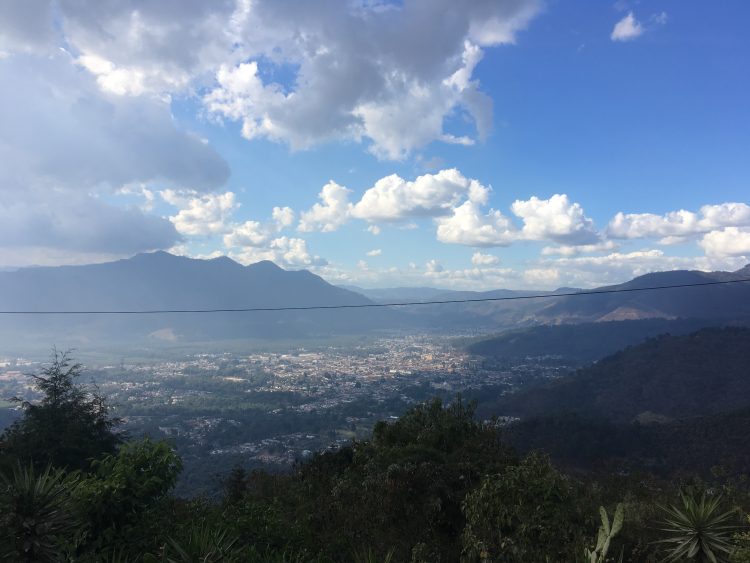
479,327,750,481
466,317,744,361
485,327,750,422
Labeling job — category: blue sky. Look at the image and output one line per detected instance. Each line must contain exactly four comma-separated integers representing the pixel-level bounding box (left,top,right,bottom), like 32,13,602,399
1,0,748,289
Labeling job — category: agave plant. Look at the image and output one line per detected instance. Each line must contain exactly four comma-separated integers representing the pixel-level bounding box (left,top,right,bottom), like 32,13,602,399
0,463,81,563
655,492,738,563
93,548,137,563
351,546,395,563
161,521,242,563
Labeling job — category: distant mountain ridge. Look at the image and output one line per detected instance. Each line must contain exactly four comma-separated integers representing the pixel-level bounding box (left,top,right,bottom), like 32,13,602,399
339,285,584,304
0,252,372,311
338,286,457,303
537,265,750,322
0,253,748,351
0,251,397,347
345,264,750,329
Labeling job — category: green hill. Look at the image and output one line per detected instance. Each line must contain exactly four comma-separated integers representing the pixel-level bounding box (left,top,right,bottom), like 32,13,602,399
485,327,750,422
466,317,744,362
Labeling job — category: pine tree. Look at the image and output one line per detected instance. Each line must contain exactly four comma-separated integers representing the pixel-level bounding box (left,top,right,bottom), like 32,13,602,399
0,349,122,472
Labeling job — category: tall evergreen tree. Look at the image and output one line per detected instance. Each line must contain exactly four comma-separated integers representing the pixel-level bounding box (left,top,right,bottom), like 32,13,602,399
0,349,122,472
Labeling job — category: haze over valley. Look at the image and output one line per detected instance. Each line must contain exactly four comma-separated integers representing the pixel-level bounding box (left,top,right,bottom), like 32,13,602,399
2,253,749,498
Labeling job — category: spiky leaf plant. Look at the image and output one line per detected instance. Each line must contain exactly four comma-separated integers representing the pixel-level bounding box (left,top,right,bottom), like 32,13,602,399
162,521,241,562
351,546,395,563
655,492,737,563
0,463,81,563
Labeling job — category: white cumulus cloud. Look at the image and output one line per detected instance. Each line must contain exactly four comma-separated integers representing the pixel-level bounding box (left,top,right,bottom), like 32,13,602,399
218,206,328,269
699,227,750,258
426,259,445,273
1,1,543,159
436,201,516,247
611,12,644,42
202,0,541,159
223,220,269,248
541,241,618,256
420,264,517,288
471,252,500,266
57,0,242,95
230,236,326,269
436,192,599,247
272,206,295,230
538,250,746,289
511,194,599,245
162,191,238,237
607,203,750,242
352,168,489,223
523,267,561,286
297,168,493,233
298,181,353,233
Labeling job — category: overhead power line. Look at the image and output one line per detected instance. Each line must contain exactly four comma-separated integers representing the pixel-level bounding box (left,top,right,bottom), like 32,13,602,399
0,277,748,315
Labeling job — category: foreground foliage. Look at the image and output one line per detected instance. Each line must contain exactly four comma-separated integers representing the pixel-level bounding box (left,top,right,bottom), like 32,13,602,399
656,493,738,563
462,452,593,562
0,464,81,562
0,351,749,561
583,504,624,563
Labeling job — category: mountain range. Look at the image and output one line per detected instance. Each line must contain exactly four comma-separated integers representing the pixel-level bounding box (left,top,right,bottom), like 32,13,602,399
538,264,750,322
349,264,750,329
0,251,396,349
0,251,748,352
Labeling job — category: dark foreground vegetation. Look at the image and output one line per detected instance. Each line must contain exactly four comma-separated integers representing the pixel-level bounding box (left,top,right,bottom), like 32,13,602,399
2,345,750,562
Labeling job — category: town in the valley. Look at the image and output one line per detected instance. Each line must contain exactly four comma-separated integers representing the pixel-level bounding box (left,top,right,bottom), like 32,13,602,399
0,334,572,495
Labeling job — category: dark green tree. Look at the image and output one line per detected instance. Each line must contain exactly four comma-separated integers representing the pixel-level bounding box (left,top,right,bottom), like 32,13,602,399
223,465,247,505
233,397,516,562
74,438,183,556
461,452,594,562
0,349,122,472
